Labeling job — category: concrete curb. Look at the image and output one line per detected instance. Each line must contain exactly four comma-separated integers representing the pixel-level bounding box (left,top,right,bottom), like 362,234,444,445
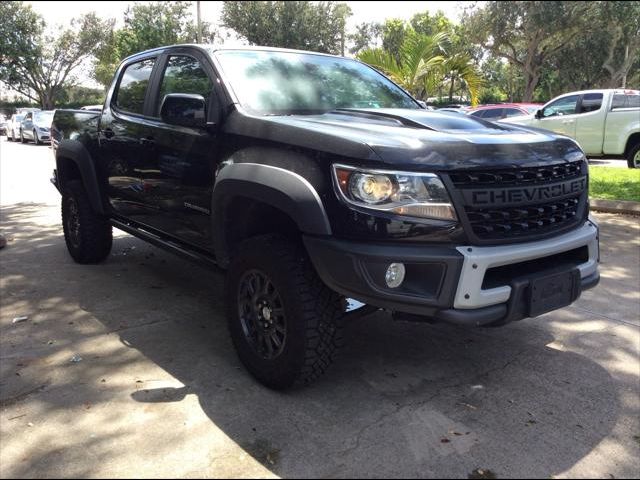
590,198,640,216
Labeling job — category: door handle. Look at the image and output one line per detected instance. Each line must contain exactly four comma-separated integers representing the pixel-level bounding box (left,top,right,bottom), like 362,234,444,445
140,137,155,146
103,128,115,138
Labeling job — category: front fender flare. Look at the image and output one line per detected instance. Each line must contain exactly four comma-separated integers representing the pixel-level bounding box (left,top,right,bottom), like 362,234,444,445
212,163,332,267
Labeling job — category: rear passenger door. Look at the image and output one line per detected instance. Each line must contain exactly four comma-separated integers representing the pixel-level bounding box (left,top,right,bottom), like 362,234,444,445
99,56,158,222
140,49,219,249
574,93,604,155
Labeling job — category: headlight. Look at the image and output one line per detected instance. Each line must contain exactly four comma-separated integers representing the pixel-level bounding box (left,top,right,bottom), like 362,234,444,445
332,164,457,221
38,126,49,132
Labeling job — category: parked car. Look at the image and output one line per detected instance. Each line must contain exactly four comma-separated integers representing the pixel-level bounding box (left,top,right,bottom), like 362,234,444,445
19,110,55,144
51,45,599,389
468,103,542,121
6,114,25,141
16,107,41,114
437,107,466,114
501,89,640,168
0,114,7,136
80,105,103,111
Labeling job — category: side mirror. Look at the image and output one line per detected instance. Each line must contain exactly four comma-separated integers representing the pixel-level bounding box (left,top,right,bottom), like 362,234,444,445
160,93,207,128
535,109,543,119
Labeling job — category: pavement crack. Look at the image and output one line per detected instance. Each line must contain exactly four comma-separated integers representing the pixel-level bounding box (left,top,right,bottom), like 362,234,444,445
108,318,174,333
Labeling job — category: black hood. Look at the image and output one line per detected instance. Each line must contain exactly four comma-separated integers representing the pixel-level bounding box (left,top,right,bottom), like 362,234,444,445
224,108,585,171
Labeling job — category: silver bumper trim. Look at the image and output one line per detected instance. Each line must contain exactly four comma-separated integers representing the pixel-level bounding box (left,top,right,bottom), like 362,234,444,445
454,219,599,309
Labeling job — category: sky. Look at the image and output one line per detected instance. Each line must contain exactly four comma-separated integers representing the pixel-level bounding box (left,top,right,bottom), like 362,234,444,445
17,1,470,91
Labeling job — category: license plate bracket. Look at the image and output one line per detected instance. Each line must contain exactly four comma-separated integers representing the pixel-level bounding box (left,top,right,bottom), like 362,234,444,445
529,269,581,317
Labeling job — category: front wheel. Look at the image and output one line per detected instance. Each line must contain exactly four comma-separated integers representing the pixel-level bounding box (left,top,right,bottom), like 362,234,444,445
61,180,113,264
627,143,640,169
33,130,41,145
19,130,25,143
226,234,344,389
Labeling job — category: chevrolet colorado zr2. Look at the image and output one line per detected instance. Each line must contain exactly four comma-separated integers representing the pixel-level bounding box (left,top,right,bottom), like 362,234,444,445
51,45,600,389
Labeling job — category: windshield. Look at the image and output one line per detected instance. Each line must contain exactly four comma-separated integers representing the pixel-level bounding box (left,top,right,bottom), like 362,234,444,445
34,111,54,123
523,105,540,114
15,115,24,122
214,50,418,114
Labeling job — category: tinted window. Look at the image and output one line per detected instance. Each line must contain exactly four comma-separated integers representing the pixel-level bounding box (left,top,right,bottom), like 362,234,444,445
504,108,524,117
158,56,213,114
481,108,504,119
542,95,579,117
215,50,418,114
579,93,603,113
470,110,485,118
115,58,156,114
611,94,640,110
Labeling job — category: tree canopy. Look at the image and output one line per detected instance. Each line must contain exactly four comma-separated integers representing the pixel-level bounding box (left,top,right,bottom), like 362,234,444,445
1,1,638,110
93,1,217,88
0,1,112,109
221,1,352,55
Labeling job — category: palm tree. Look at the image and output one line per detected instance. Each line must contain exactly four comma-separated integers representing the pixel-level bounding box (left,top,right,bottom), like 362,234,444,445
357,32,447,99
440,53,484,106
357,31,483,106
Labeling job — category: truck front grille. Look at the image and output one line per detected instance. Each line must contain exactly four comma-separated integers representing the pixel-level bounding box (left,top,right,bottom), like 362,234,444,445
449,161,583,187
446,160,588,244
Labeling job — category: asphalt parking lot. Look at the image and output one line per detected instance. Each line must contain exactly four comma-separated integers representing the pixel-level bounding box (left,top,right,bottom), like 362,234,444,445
0,137,639,478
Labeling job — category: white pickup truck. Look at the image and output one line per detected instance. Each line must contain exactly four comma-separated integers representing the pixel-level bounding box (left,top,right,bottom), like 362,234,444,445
501,89,640,168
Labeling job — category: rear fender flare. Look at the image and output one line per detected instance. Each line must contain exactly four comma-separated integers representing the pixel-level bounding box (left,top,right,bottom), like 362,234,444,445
56,139,105,214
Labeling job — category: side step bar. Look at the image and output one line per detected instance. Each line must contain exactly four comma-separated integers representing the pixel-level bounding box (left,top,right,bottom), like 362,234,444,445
110,218,220,270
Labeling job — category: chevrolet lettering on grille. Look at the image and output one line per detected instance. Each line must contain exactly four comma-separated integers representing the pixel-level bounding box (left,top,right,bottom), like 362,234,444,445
463,176,587,207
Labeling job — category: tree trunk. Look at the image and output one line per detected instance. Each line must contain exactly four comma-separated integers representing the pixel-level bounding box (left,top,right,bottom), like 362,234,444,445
448,77,455,103
522,71,540,103
621,44,629,88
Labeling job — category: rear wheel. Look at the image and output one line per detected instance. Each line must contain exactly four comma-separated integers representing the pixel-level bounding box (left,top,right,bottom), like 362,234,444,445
61,180,112,264
226,234,344,389
627,143,640,169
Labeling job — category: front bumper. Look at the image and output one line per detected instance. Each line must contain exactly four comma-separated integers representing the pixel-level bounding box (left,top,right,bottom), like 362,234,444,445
304,219,600,327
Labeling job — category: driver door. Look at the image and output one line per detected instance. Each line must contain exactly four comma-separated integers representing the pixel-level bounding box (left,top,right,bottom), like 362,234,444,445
536,94,579,138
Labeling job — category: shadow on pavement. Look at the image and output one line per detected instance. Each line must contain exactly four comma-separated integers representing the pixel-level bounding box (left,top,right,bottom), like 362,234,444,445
1,203,638,478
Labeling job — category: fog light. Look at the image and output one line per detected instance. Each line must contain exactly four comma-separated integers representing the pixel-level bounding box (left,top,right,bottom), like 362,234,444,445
385,263,406,288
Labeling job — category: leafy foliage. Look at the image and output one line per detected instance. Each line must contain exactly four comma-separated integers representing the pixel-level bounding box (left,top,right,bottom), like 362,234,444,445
221,1,352,55
93,1,217,89
462,1,639,102
0,2,112,108
348,22,382,55
358,29,483,106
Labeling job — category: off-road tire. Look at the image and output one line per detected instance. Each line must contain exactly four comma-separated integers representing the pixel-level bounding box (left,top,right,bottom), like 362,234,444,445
627,142,640,169
61,180,112,264
226,234,344,390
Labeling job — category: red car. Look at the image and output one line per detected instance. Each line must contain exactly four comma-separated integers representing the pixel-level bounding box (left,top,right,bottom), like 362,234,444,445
468,103,542,121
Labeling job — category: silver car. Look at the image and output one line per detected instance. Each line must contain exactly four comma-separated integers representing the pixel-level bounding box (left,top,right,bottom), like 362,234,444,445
19,110,55,144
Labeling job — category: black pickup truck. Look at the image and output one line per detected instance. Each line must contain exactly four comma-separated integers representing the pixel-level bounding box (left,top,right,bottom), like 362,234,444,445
51,45,600,389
